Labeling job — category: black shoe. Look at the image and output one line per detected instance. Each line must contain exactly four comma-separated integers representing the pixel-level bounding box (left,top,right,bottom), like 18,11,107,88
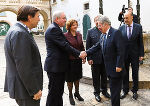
102,92,111,98
120,92,128,99
132,93,138,100
74,93,84,101
95,95,101,102
69,96,75,105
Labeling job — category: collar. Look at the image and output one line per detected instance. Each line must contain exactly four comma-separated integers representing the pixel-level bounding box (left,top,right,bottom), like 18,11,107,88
127,21,133,27
105,27,110,35
17,21,32,33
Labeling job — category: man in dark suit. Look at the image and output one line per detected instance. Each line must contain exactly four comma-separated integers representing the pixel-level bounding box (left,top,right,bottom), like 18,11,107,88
86,15,110,102
82,15,125,106
4,5,43,106
44,11,84,106
81,15,124,106
119,12,144,100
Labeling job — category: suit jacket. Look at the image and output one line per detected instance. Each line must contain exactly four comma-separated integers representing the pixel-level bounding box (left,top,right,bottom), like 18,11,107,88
86,27,125,78
44,22,80,73
86,27,103,64
119,22,144,60
4,23,43,99
64,32,84,60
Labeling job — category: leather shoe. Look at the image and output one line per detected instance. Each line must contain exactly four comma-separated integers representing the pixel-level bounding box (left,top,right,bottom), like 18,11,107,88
95,95,101,102
102,92,111,98
120,92,128,99
132,93,138,100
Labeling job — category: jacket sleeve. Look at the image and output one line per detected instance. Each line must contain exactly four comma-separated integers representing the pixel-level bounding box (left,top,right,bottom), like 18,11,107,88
46,27,80,57
11,31,43,96
114,30,125,68
86,42,101,56
139,25,144,57
86,30,92,60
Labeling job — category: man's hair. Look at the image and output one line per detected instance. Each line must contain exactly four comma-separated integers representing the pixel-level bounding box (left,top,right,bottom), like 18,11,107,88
94,14,103,22
52,11,64,22
97,15,111,25
66,19,78,32
128,7,133,11
17,5,40,21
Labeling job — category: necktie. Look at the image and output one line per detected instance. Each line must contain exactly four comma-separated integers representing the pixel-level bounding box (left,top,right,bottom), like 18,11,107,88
128,26,131,39
100,34,106,52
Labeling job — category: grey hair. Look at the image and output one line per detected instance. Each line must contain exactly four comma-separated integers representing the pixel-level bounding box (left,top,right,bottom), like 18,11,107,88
52,10,64,22
97,15,111,25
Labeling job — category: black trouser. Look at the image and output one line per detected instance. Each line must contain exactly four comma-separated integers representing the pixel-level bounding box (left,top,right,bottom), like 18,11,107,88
109,76,122,106
15,99,40,106
123,55,139,93
46,72,65,106
91,63,107,95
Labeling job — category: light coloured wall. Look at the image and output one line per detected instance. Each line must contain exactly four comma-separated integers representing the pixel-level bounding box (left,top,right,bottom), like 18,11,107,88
51,0,150,33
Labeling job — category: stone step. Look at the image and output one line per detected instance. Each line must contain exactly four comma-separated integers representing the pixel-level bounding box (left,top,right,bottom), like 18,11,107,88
80,76,150,89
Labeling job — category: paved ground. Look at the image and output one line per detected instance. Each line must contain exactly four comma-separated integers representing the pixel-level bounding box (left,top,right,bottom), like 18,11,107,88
0,36,150,106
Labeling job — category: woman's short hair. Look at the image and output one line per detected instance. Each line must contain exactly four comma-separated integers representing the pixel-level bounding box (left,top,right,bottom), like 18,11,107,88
17,5,40,21
66,19,78,32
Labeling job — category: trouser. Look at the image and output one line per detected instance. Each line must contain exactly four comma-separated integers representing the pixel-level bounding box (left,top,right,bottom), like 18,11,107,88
123,55,139,93
46,72,65,106
91,63,107,95
109,76,122,106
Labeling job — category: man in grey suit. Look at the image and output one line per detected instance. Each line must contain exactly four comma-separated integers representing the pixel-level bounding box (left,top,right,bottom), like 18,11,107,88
86,15,110,102
4,5,43,106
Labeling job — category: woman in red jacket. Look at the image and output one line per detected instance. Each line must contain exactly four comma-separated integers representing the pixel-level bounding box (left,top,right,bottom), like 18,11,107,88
64,19,85,105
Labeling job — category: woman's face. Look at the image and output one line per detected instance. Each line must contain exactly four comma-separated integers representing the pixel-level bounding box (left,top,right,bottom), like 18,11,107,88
70,22,78,32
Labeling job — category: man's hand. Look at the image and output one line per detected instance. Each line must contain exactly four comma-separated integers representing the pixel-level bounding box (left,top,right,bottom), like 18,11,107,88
33,90,42,100
116,67,122,72
139,57,144,61
88,60,93,65
79,51,87,59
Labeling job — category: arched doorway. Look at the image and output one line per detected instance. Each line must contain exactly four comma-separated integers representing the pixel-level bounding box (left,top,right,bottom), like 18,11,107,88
82,14,91,40
0,22,10,36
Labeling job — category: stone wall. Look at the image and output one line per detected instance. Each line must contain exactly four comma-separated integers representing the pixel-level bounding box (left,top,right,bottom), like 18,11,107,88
143,33,150,53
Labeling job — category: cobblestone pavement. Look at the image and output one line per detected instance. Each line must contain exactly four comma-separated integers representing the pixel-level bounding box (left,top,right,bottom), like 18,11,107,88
0,36,150,106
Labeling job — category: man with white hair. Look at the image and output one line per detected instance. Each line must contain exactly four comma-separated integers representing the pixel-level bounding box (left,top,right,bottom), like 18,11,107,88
86,15,110,102
44,11,84,106
84,15,125,106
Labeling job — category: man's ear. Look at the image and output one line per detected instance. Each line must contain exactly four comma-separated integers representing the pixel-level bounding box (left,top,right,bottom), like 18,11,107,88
28,15,32,22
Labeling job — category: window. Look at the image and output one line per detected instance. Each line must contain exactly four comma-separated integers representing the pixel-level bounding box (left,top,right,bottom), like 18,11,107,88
84,3,89,10
53,0,56,3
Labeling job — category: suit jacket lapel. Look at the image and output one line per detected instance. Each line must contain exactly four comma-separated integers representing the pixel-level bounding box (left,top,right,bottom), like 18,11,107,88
104,27,112,53
124,25,128,40
131,22,136,39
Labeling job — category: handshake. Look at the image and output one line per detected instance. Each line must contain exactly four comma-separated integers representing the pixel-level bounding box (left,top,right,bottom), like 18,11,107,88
79,51,87,60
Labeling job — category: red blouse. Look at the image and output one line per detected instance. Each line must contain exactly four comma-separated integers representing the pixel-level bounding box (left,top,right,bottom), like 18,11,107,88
64,32,85,60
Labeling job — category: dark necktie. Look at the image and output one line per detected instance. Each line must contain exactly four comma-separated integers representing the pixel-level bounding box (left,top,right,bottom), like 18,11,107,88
128,26,131,39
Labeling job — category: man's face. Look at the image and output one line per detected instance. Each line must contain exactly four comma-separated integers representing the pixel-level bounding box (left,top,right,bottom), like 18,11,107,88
97,22,106,33
124,12,133,25
57,13,67,27
29,11,40,29
128,8,133,13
